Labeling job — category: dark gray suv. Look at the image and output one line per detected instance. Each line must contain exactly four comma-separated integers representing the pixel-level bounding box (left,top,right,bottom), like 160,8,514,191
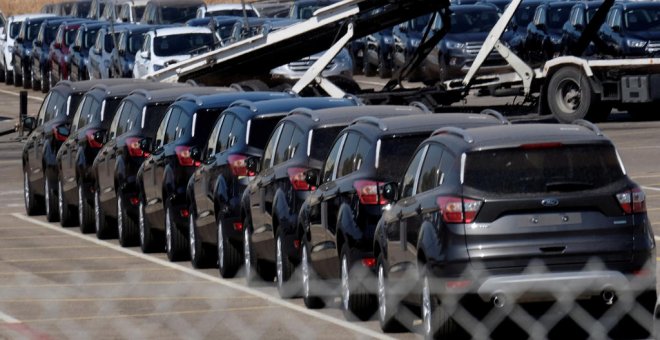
374,121,656,339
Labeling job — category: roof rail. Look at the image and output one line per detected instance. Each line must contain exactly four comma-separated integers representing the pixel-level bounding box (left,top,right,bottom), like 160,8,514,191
229,99,259,112
129,89,152,99
431,127,474,143
409,101,431,113
229,83,245,92
90,84,110,92
288,107,319,121
185,79,200,87
573,119,603,136
480,109,509,125
350,116,388,131
175,94,203,106
343,93,364,106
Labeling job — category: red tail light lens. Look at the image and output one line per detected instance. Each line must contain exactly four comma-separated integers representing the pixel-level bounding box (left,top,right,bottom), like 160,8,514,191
52,126,67,142
353,180,388,205
85,129,102,148
126,137,147,157
436,196,483,223
228,154,255,177
616,187,646,214
288,167,314,191
361,257,376,268
233,222,243,231
175,146,200,167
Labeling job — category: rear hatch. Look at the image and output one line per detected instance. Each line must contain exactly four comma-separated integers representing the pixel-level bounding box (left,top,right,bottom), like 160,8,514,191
462,143,635,270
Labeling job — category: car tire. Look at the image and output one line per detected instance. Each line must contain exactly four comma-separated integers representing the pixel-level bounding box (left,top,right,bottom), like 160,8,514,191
41,69,50,93
377,254,404,332
235,79,269,92
0,63,5,82
165,202,189,262
340,243,377,321
94,190,116,239
5,66,12,85
24,170,45,216
217,218,241,278
301,240,324,309
44,178,59,222
78,184,95,234
189,208,215,269
276,228,298,298
363,57,377,77
378,60,392,79
547,66,601,123
139,200,163,253
421,267,457,340
58,179,76,226
117,194,139,247
31,68,39,91
13,67,21,87
22,66,30,89
243,218,258,285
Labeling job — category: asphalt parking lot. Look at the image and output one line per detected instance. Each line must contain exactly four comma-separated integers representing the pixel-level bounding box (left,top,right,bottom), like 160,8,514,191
0,78,658,339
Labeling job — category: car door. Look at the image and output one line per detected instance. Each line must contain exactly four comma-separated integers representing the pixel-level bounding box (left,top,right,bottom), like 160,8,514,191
193,114,228,221
249,123,283,233
88,30,103,78
25,92,52,182
143,106,176,208
97,101,129,196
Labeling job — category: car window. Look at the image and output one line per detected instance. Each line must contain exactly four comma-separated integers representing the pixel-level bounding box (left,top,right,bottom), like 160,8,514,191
176,112,192,140
417,144,444,194
193,109,224,142
36,92,52,126
101,98,123,126
55,27,63,45
154,107,172,147
247,116,284,149
262,123,284,169
400,145,427,199
377,135,427,181
128,32,145,54
205,115,224,157
110,101,130,138
142,34,151,53
71,96,87,131
94,30,103,51
76,96,101,129
124,102,143,132
161,5,198,24
336,133,360,178
274,123,296,165
142,104,169,135
153,33,213,57
309,126,346,161
215,114,235,153
163,108,182,145
320,133,346,184
286,126,306,161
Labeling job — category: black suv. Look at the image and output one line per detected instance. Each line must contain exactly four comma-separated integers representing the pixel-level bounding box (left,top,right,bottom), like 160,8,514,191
524,1,574,63
392,14,432,81
598,1,660,58
374,122,656,338
187,97,356,271
503,0,545,57
57,80,170,234
560,1,603,57
12,16,57,88
137,92,293,261
242,105,421,295
299,111,508,318
92,86,229,246
362,24,394,79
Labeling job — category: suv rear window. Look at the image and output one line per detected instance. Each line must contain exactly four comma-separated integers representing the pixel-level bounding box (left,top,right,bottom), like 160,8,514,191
309,126,346,161
464,144,625,194
377,135,427,180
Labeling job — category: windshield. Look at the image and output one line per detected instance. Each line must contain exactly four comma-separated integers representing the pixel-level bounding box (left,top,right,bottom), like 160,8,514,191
153,33,213,56
411,14,431,32
513,4,538,28
65,29,78,46
142,104,170,136
161,5,199,24
450,9,499,33
464,144,625,194
548,5,573,30
84,28,100,48
624,6,660,31
10,22,21,38
377,135,427,180
27,22,42,40
247,116,284,149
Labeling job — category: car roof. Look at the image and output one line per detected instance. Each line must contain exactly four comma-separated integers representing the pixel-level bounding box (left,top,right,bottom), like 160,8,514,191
128,86,234,104
174,91,294,111
450,4,501,11
9,13,56,21
87,80,175,98
348,113,507,138
153,26,212,36
225,97,357,120
53,79,140,94
284,105,425,128
80,21,109,30
204,3,256,10
430,122,610,151
618,1,660,10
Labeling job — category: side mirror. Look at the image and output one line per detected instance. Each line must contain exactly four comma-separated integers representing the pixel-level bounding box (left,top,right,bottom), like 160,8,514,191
381,182,398,202
140,137,153,153
190,146,203,162
246,156,260,174
139,50,149,59
93,130,106,144
612,24,621,33
22,116,37,131
56,125,70,138
305,169,319,188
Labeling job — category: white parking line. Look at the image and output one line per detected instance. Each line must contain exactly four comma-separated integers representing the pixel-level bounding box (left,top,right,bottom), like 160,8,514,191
0,310,20,323
0,89,43,102
643,186,660,192
11,213,394,340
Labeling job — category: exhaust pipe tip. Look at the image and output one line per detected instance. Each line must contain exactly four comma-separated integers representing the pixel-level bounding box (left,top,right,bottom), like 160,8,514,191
491,293,506,308
601,290,616,305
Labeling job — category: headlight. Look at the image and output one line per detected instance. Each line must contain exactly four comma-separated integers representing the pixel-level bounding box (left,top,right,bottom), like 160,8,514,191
445,40,465,49
550,36,562,44
153,64,164,71
25,50,31,56
383,36,393,45
627,38,647,48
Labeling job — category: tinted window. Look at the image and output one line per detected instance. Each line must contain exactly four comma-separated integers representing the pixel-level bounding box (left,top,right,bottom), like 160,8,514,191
153,33,213,56
547,5,573,29
77,97,101,129
624,7,660,32
336,133,360,178
102,98,123,126
84,29,100,48
36,92,52,126
215,114,236,153
450,9,499,33
377,135,427,181
10,22,21,38
262,124,283,169
274,123,295,165
142,104,169,135
320,134,345,184
309,126,346,161
109,101,128,138
65,29,78,46
155,107,172,147
208,9,257,17
464,144,625,194
417,144,444,194
400,146,426,199
193,109,224,141
247,116,284,149
163,108,182,145
69,93,84,117
161,5,199,24
128,32,145,54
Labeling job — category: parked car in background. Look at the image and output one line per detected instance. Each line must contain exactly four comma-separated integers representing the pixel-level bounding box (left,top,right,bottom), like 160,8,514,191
392,14,431,81
70,22,109,81
187,97,356,272
299,111,507,318
110,25,155,78
117,0,149,23
31,18,83,92
362,27,394,78
525,1,575,63
133,26,215,78
137,91,292,260
69,0,94,18
288,0,339,20
12,15,62,89
374,122,656,339
560,1,603,56
88,24,132,79
271,48,353,81
1,13,55,84
87,0,108,19
93,86,230,246
504,0,545,57
208,16,242,46
48,21,88,89
598,1,660,58
140,0,204,25
196,3,259,18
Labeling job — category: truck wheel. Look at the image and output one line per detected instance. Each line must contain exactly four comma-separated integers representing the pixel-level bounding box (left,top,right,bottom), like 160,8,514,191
547,66,603,123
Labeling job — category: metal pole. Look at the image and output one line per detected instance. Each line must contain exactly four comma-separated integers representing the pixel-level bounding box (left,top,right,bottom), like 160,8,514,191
19,91,27,137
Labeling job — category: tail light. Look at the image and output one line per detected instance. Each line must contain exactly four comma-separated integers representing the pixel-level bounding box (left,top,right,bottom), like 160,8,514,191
228,154,255,177
353,180,388,205
52,126,67,142
288,167,314,191
126,137,148,158
436,196,483,223
86,129,103,148
616,187,646,214
233,222,243,231
175,146,200,167
361,257,376,268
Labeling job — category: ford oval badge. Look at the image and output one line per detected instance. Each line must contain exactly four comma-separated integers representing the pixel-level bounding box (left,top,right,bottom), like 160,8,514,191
541,198,559,207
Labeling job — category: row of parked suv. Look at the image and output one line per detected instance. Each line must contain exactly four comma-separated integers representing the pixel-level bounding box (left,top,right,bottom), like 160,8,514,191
359,0,660,84
21,79,657,338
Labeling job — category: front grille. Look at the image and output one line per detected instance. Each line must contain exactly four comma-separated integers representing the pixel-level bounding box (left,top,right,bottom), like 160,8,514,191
288,57,335,72
465,41,499,58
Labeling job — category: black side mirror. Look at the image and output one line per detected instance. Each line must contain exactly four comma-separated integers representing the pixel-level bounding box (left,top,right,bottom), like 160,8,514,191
381,182,398,202
190,146,203,162
246,156,260,174
140,137,153,153
305,169,319,188
22,116,37,131
56,125,70,138
93,130,106,144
